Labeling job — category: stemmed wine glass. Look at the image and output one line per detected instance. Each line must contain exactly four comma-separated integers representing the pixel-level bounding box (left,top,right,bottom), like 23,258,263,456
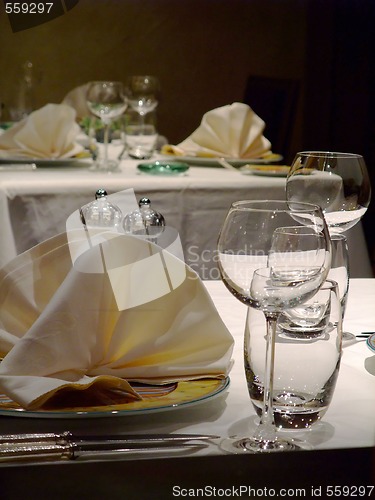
217,200,331,453
86,81,127,172
125,75,160,120
286,151,371,339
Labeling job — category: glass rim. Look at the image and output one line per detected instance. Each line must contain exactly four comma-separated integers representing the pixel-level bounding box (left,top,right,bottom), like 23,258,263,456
87,81,124,87
295,151,363,159
319,278,339,291
126,75,159,81
253,269,337,290
230,199,323,213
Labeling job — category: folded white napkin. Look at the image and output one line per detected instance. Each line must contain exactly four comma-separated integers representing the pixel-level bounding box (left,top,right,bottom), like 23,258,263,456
0,103,84,159
0,230,233,410
162,102,272,159
61,83,91,121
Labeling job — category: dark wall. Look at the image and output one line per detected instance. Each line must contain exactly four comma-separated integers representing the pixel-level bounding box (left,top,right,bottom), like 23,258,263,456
0,0,307,147
303,0,375,271
1,0,374,267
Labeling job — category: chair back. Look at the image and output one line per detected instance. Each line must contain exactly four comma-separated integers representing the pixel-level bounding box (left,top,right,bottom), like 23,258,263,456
243,75,300,163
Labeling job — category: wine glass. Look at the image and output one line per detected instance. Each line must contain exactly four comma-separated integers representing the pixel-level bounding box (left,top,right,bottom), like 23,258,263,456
286,151,371,340
125,75,160,118
286,151,371,233
217,200,331,453
86,81,127,172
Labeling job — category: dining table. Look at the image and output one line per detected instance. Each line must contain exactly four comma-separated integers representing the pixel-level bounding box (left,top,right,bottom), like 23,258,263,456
0,278,373,498
0,142,372,280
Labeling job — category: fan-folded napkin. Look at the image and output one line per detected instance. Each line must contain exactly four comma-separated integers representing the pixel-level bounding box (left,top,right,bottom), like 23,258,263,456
0,231,234,410
162,102,271,159
0,103,84,159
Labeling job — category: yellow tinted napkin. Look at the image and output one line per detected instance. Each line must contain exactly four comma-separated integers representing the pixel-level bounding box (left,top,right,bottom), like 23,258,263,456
0,231,233,410
162,102,272,159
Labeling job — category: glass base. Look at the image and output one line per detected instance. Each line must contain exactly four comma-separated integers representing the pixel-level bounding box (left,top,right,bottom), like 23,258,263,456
89,159,120,173
342,331,356,342
219,435,312,454
128,151,154,160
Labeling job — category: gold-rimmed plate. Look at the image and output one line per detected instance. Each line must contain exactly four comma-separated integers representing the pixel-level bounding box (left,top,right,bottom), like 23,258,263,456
0,157,92,168
0,378,229,419
240,165,290,177
367,333,375,354
159,153,283,168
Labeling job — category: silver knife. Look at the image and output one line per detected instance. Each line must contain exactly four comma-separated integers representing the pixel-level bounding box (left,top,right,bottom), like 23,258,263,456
0,432,218,462
0,431,218,445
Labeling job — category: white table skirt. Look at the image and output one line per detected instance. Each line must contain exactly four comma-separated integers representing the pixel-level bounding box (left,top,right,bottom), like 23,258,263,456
0,146,372,278
0,279,373,457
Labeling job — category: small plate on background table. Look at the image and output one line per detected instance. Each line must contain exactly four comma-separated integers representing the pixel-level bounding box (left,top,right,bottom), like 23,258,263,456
0,156,92,168
240,165,290,177
159,153,283,168
0,378,229,419
137,160,190,176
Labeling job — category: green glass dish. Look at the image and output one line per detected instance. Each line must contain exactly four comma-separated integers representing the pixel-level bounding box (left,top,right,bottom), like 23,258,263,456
137,160,189,176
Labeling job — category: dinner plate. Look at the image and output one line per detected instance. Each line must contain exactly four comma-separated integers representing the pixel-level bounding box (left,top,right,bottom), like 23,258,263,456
240,165,290,177
0,157,92,168
159,153,283,168
366,333,375,353
0,378,229,419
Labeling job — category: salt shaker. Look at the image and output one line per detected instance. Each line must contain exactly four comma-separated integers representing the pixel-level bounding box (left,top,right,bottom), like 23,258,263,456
122,197,165,240
81,189,123,228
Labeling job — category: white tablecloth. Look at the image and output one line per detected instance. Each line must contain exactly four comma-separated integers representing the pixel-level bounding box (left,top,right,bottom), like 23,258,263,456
0,279,374,457
0,147,372,278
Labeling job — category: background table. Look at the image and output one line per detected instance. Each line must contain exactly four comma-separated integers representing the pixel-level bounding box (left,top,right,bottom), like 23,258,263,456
0,279,373,496
0,149,372,279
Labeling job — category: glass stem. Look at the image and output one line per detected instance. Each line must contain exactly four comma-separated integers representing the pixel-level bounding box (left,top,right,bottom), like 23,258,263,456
139,112,146,132
103,121,110,166
255,313,278,443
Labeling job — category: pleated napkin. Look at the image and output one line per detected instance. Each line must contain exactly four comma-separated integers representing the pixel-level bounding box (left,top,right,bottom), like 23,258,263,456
0,103,84,159
162,102,272,159
61,83,91,121
0,230,234,410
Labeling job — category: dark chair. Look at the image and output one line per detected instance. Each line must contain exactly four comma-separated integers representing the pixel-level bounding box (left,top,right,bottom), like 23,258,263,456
243,75,300,163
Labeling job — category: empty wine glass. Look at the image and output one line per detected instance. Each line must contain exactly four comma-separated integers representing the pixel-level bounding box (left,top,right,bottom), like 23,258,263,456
286,151,371,340
86,81,127,172
217,200,331,453
286,152,371,234
125,75,160,117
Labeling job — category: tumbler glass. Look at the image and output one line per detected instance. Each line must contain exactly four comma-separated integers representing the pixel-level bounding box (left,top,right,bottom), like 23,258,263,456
245,279,342,429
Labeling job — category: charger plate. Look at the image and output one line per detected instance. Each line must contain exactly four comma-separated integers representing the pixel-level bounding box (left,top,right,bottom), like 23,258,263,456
240,165,290,177
367,333,375,353
0,378,229,419
159,153,282,168
0,157,92,168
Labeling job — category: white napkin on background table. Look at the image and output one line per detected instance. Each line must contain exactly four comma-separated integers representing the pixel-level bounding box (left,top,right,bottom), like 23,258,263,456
0,231,234,410
0,103,84,159
162,102,272,159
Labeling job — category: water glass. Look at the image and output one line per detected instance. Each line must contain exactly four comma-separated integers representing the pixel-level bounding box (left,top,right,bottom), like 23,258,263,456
123,109,158,159
245,279,342,429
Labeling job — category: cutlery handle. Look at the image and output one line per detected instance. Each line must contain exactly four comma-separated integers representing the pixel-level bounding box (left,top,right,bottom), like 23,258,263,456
0,432,70,444
0,442,73,462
